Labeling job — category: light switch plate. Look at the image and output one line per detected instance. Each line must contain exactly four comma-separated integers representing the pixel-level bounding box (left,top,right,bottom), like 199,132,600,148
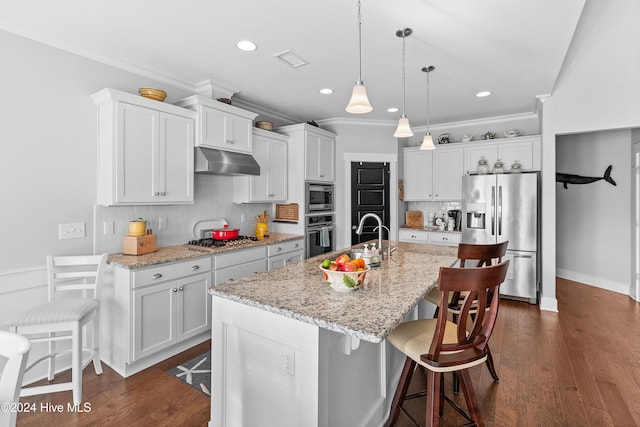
59,222,85,240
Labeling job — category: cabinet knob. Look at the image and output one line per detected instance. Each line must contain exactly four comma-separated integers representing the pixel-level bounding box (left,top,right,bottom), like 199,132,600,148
161,192,166,196
155,192,160,196
226,139,235,144
428,194,432,197
152,273,162,279
276,247,282,252
320,174,324,177
294,243,299,248
179,287,184,291
172,288,177,292
191,265,200,270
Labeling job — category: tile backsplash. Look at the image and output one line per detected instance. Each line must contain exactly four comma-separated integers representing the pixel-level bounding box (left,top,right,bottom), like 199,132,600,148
406,200,462,226
94,174,273,254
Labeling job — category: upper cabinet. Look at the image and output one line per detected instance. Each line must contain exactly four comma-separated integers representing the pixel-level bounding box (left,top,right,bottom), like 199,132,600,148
233,128,289,203
463,135,541,174
305,130,335,182
91,88,195,206
403,146,463,201
175,95,258,154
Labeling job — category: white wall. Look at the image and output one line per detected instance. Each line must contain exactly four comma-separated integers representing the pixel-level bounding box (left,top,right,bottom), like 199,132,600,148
556,130,631,294
541,0,640,310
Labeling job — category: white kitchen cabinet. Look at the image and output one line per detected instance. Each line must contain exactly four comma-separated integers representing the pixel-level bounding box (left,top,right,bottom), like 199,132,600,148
103,256,212,377
267,238,304,270
175,95,258,154
403,148,433,201
428,232,461,246
433,147,464,200
463,135,541,174
214,246,268,285
398,228,429,243
403,146,462,201
92,88,195,206
305,130,335,182
233,128,289,203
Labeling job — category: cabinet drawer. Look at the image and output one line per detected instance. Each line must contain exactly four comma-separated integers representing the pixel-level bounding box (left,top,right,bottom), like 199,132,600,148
428,232,461,246
132,256,212,288
215,259,267,285
215,246,267,269
398,229,429,243
268,239,304,257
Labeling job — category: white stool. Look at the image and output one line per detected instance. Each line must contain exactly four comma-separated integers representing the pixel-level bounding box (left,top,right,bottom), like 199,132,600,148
0,331,31,427
5,254,107,405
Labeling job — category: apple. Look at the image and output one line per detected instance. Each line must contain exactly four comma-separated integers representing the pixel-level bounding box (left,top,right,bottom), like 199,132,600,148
328,263,339,271
342,261,357,272
335,254,351,269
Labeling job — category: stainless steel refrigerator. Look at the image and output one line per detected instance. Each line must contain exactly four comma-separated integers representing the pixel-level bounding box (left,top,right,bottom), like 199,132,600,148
461,172,539,303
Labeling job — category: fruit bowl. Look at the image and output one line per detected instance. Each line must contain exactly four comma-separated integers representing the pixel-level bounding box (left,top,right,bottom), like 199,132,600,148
319,264,369,292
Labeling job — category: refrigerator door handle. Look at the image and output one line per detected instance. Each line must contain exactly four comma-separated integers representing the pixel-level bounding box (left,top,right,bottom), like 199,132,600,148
491,186,496,235
498,185,503,235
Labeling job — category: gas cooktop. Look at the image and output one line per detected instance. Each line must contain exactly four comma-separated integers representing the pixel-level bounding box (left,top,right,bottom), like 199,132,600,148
187,235,259,248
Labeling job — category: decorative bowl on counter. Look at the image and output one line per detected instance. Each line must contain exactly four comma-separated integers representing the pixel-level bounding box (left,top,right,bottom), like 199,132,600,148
138,87,167,102
319,264,369,292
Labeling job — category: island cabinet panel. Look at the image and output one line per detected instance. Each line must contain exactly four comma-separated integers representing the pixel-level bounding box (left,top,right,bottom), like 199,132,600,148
214,246,267,285
267,238,304,270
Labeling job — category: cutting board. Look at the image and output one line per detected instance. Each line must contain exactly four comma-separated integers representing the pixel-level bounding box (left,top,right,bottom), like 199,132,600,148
405,211,424,229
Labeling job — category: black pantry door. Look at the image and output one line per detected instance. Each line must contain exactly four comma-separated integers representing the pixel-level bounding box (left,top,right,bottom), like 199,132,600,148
351,162,390,245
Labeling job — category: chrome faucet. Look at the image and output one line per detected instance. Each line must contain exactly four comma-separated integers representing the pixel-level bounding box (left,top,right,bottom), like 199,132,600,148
354,213,384,259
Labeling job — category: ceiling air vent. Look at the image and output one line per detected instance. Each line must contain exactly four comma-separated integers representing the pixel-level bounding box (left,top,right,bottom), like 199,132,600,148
273,50,308,68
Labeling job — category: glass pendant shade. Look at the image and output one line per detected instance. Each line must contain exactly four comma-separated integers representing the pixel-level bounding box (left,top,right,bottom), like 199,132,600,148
346,82,373,114
420,133,435,150
394,116,414,138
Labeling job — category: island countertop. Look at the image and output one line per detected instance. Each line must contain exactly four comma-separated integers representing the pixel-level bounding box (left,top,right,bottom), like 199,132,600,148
209,242,458,343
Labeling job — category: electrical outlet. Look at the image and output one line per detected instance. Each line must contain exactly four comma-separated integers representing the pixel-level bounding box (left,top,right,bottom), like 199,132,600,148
59,222,85,240
103,221,114,235
282,351,295,376
158,217,167,230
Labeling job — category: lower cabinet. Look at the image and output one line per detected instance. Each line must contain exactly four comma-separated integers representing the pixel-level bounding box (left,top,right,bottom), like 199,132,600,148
214,246,268,285
133,271,210,361
267,239,304,270
398,229,460,246
103,256,212,377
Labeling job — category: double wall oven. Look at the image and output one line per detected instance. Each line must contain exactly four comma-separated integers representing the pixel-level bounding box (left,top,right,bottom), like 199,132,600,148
305,182,335,258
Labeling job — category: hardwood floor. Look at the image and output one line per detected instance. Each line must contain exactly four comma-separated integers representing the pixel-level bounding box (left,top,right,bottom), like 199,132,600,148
15,278,640,426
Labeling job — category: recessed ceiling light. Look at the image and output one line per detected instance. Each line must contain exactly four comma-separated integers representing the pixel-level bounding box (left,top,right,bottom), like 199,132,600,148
476,91,491,98
236,40,257,52
387,107,399,113
319,88,334,95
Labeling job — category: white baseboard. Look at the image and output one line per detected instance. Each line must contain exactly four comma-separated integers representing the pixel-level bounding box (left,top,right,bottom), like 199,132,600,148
556,268,630,296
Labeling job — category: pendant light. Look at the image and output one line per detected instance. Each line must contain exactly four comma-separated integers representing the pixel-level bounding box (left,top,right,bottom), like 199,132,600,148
393,28,413,138
420,65,436,150
345,0,373,114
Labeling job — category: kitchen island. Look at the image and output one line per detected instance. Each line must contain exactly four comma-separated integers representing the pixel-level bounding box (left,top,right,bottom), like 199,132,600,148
209,242,458,427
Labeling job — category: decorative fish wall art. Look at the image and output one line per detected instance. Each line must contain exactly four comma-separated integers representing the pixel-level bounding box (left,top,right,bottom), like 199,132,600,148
556,165,617,189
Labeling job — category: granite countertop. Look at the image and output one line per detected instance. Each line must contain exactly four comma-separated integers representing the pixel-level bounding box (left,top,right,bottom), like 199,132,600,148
210,242,458,343
107,232,304,269
400,225,462,234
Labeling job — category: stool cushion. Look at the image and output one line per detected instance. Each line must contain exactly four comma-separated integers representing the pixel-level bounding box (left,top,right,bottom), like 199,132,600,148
388,318,486,372
6,298,98,328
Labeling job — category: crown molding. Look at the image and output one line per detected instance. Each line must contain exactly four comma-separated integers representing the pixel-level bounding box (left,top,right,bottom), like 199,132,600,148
231,97,301,126
411,112,539,134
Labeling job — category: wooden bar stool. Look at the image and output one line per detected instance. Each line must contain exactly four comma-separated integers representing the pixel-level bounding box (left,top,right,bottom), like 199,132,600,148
424,241,508,388
5,254,107,405
385,261,509,427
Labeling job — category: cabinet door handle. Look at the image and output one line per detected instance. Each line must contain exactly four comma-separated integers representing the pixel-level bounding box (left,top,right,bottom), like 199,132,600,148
294,243,299,248
179,287,184,291
152,273,162,279
276,247,282,252
191,265,200,270
226,139,234,144
172,288,177,292
320,174,324,177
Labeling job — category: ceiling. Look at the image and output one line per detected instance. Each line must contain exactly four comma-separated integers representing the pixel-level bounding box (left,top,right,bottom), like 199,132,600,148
1,0,586,127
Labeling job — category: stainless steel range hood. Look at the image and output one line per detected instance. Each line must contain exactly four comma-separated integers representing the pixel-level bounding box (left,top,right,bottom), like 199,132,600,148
195,147,260,176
